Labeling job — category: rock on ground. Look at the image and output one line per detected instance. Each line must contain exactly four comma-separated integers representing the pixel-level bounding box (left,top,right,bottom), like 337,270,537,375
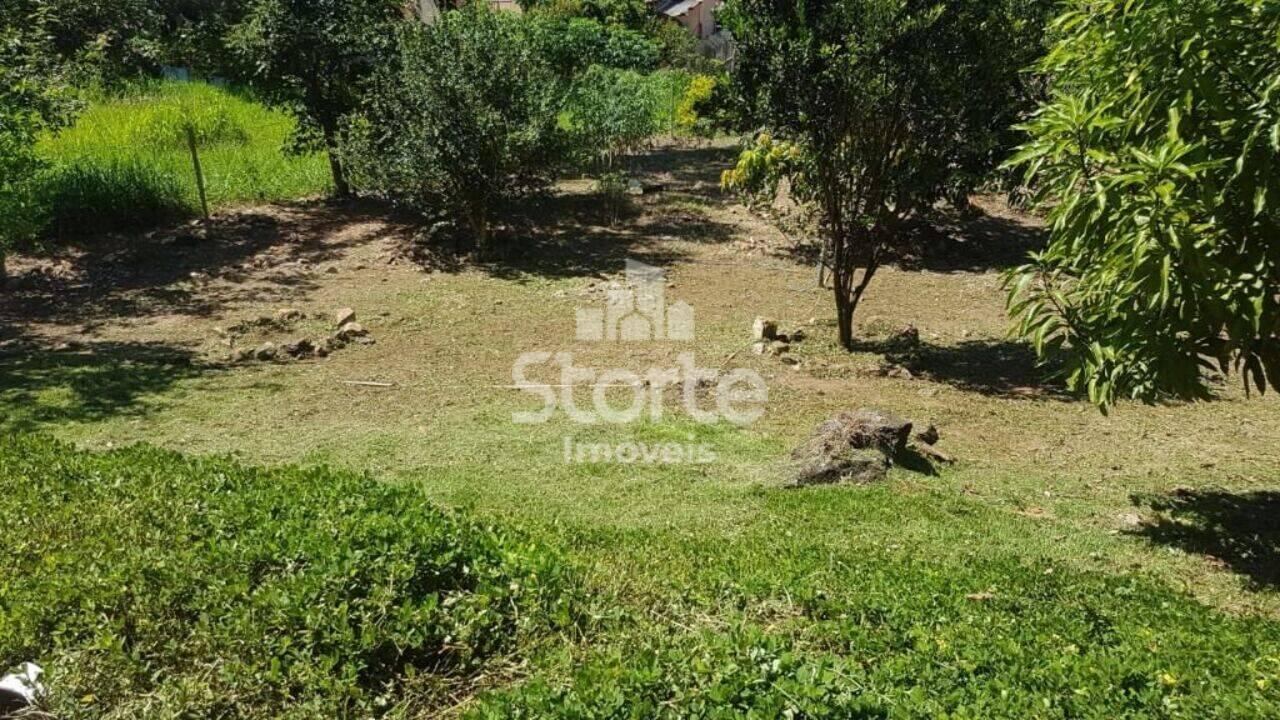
336,322,367,341
255,342,277,361
282,338,315,358
753,317,779,341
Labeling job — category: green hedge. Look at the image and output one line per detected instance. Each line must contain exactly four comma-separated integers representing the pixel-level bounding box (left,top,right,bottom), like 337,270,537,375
0,435,575,718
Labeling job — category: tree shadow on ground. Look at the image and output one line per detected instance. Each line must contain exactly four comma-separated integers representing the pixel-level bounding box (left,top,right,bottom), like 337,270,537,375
899,204,1047,273
2,199,412,327
851,335,1069,400
627,142,737,197
403,143,741,280
407,185,739,282
0,334,217,433
775,200,1047,275
1129,489,1280,590
896,446,942,477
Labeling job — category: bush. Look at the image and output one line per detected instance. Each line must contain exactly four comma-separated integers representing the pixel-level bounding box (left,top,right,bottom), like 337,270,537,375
675,73,719,137
345,5,564,248
0,434,575,718
0,25,73,282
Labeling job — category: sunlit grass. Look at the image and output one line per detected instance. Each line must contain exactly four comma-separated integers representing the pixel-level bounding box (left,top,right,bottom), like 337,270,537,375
29,80,330,240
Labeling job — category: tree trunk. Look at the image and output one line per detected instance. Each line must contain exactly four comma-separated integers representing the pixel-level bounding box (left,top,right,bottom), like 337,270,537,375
832,233,856,350
830,230,881,352
835,282,854,349
321,122,350,198
327,148,350,199
468,206,489,255
0,247,7,291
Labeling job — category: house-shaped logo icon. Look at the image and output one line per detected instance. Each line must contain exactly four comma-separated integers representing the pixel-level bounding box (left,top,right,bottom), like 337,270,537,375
576,260,694,342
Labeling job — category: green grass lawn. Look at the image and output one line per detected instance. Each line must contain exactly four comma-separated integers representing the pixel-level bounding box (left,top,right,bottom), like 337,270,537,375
26,80,330,241
2,145,1278,716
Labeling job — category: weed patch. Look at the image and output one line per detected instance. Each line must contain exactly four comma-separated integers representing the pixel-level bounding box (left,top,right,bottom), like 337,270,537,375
25,81,329,242
0,435,576,718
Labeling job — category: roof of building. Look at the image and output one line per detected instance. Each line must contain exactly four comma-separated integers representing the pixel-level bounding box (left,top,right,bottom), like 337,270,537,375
654,0,701,17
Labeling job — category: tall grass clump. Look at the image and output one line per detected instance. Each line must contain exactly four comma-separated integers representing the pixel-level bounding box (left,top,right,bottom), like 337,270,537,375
28,80,331,241
561,67,693,169
0,434,577,718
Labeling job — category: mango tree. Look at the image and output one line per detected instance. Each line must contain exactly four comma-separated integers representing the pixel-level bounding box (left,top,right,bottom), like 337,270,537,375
1006,0,1280,407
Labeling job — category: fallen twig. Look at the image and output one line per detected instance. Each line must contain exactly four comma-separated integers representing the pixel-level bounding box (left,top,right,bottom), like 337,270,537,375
341,380,396,388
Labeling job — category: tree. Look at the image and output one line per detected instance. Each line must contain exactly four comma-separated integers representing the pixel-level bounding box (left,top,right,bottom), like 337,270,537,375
0,28,74,288
527,14,660,77
1,0,247,82
1006,0,1280,408
721,0,1051,349
344,4,564,248
228,0,404,197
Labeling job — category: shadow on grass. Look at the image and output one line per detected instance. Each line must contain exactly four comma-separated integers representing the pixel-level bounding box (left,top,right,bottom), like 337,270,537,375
1130,489,1280,590
852,335,1069,400
896,446,942,477
34,160,193,242
0,336,216,433
900,204,1047,274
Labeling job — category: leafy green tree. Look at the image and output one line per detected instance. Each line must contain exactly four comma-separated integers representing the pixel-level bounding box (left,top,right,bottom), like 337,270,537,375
722,0,1051,349
1,0,247,82
228,0,404,197
0,28,74,287
344,4,563,248
11,0,162,79
518,0,646,25
1006,0,1280,408
528,15,660,77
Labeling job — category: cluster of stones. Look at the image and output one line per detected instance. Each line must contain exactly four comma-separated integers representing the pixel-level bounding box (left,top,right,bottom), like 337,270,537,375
750,317,809,365
226,307,371,363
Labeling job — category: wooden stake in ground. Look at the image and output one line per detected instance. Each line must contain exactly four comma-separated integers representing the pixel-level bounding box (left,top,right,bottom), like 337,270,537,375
185,124,209,219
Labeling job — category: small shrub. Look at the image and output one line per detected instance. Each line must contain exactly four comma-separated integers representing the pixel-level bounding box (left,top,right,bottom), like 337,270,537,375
0,434,576,718
674,73,718,138
563,67,691,168
595,170,633,225
345,5,564,249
